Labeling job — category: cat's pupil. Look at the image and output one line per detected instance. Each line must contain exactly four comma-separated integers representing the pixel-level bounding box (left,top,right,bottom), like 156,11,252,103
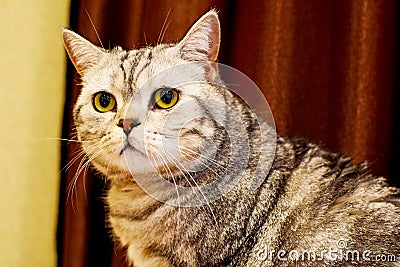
99,93,111,108
160,89,174,104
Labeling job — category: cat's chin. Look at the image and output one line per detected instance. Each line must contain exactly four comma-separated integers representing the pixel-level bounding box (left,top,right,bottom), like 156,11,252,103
119,146,160,176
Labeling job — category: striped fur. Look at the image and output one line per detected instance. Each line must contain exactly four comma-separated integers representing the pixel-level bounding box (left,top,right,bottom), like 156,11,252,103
63,10,400,266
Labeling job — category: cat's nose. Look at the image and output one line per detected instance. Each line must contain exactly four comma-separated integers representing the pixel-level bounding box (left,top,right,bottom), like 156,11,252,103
117,118,141,135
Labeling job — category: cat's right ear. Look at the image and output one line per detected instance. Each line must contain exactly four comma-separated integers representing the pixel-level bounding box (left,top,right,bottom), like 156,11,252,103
62,29,105,76
178,10,221,62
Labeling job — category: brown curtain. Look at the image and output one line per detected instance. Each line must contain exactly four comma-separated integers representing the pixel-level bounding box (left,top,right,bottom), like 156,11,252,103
58,0,399,266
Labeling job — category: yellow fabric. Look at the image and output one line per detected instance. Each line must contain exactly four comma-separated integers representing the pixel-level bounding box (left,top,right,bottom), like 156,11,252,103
0,1,69,266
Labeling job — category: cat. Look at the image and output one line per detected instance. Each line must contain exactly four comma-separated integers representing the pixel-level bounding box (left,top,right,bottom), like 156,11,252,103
63,10,400,267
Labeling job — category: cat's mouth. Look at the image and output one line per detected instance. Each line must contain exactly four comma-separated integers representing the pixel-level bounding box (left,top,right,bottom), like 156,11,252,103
119,143,147,159
120,143,135,155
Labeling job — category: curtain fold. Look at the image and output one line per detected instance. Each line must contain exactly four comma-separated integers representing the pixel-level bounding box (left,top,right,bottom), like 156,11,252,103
59,1,399,266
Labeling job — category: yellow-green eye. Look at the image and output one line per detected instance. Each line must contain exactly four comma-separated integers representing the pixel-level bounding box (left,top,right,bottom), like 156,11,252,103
154,88,179,109
93,92,116,112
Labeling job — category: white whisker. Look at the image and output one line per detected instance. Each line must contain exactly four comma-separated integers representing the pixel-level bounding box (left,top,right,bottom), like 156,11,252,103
40,137,98,143
163,149,218,226
157,7,172,45
162,139,230,178
62,149,87,173
84,8,104,49
150,148,182,224
66,141,108,210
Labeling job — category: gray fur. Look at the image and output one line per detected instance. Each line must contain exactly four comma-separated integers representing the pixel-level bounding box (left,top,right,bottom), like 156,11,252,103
63,10,400,267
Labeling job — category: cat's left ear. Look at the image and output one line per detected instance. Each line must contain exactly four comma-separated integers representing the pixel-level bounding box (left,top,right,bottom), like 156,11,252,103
62,29,105,76
178,10,221,62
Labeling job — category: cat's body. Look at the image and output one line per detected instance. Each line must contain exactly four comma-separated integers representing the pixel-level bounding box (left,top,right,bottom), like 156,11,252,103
109,139,400,267
63,11,400,267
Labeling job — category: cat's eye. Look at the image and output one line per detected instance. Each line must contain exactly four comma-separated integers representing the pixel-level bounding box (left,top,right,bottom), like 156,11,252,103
153,88,179,109
93,92,116,113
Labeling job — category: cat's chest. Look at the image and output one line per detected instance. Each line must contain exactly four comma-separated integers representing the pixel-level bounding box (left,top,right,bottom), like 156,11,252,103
126,240,172,267
107,185,176,266
109,213,173,267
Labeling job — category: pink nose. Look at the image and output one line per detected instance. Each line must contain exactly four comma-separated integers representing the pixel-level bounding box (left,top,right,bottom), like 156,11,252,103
117,118,141,135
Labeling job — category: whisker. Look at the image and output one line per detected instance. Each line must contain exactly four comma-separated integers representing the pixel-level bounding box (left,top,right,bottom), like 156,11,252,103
157,7,172,45
40,137,99,143
162,150,198,194
151,148,181,215
105,149,115,178
143,30,148,46
157,151,181,206
60,136,102,174
66,142,108,209
159,21,171,44
84,8,104,49
162,140,229,178
62,149,87,173
66,153,89,212
149,150,185,245
78,144,109,201
76,144,107,176
163,149,218,225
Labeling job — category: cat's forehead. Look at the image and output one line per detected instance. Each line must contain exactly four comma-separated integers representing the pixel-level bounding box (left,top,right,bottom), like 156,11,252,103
84,43,204,102
106,44,180,99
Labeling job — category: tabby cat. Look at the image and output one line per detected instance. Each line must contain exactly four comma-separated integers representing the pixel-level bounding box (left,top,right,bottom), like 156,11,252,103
63,10,400,267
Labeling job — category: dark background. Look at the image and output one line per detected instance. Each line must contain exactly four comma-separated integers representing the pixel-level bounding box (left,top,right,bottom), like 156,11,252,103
58,0,400,266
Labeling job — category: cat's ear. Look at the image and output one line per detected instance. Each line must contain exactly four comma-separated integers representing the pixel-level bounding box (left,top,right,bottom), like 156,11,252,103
62,29,105,76
178,10,221,62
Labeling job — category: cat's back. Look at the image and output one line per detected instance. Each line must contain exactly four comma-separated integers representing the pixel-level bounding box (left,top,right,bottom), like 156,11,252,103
244,137,400,266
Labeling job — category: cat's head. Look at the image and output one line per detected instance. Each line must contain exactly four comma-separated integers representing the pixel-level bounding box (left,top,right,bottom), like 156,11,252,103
63,11,227,180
